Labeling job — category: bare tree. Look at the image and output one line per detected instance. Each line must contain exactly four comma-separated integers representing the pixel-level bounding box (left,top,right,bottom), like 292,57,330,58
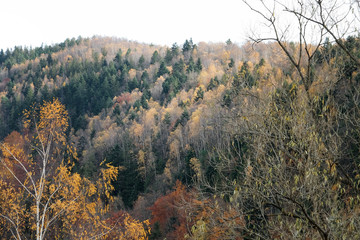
193,1,360,239
244,0,359,90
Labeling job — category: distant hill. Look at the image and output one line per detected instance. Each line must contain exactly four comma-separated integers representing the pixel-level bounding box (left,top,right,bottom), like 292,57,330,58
1,34,360,239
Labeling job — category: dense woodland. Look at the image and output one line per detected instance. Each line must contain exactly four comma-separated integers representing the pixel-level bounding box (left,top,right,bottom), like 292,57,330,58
1,1,360,239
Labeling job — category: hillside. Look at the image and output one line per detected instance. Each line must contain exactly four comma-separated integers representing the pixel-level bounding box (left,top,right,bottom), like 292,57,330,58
1,32,360,239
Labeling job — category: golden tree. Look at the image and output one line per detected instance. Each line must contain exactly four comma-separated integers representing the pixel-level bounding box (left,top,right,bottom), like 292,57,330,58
0,99,118,240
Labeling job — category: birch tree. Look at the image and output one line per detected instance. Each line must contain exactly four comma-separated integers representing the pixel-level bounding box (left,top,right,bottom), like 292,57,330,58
0,99,118,239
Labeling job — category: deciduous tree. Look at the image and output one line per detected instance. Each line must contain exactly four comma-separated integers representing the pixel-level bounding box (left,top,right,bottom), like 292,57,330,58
0,99,118,239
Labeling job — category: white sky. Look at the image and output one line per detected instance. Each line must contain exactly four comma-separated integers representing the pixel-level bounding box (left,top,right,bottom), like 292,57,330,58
0,0,261,49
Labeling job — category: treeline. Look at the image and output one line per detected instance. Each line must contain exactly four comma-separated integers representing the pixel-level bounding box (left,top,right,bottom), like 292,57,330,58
0,37,84,70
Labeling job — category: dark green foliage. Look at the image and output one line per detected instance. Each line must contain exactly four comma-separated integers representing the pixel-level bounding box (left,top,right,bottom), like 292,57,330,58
240,61,255,87
222,89,232,107
39,58,47,69
162,78,171,94
187,56,195,73
194,87,204,102
65,37,77,47
196,58,203,72
171,43,179,57
138,55,145,69
114,49,123,67
207,76,219,91
133,100,141,111
150,50,161,64
129,110,138,121
0,49,5,65
172,59,187,88
258,58,265,67
232,61,255,91
163,112,171,125
161,59,188,103
101,47,108,58
180,109,189,124
53,56,127,130
0,38,79,69
125,48,131,58
128,77,140,91
141,70,150,83
165,49,173,64
183,149,196,185
106,144,144,208
156,61,169,77
182,38,195,54
182,40,191,53
140,95,149,109
47,53,53,66
149,222,162,240
173,109,189,130
228,58,235,68
113,105,121,116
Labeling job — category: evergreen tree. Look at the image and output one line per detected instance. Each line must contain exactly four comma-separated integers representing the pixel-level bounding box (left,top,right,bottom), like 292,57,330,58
182,39,192,53
164,49,173,64
156,61,169,77
138,55,145,69
194,87,204,102
196,58,203,72
187,56,195,73
106,144,144,208
151,50,161,64
0,49,5,65
114,48,123,67
171,43,179,57
228,58,235,68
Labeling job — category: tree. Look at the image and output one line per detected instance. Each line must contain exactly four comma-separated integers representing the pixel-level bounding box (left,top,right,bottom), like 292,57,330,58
182,38,194,54
197,1,360,239
165,49,173,64
156,61,169,78
149,180,244,240
228,58,234,68
182,39,195,61
171,43,179,57
149,180,191,239
114,48,123,68
0,99,118,239
194,87,204,102
187,56,195,73
0,49,5,65
138,55,146,69
105,211,150,240
150,50,161,64
243,0,360,93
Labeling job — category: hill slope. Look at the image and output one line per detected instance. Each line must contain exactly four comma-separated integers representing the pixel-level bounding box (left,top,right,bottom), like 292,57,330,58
1,35,360,239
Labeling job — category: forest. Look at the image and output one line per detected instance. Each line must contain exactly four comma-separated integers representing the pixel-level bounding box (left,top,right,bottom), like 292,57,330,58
1,1,360,239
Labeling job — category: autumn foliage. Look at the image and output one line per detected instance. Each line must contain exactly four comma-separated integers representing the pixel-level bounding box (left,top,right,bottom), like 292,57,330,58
105,210,150,240
149,180,190,239
149,180,244,239
1,7,360,237
0,99,121,239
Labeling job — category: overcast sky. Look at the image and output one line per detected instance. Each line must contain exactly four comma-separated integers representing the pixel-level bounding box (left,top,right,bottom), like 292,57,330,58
0,0,261,49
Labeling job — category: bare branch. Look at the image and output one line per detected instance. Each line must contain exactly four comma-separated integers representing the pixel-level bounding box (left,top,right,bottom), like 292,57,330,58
1,143,37,197
0,213,22,240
